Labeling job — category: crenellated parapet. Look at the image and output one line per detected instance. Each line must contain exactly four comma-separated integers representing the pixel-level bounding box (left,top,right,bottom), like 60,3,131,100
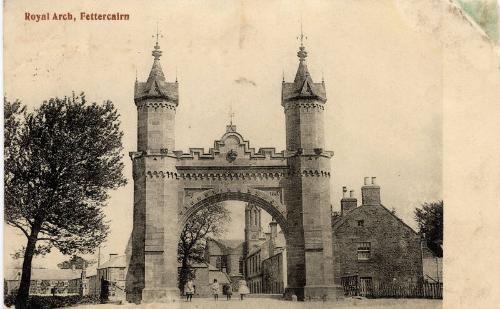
174,124,287,166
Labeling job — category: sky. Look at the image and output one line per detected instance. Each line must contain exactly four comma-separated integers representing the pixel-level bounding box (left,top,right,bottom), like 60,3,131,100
3,0,445,268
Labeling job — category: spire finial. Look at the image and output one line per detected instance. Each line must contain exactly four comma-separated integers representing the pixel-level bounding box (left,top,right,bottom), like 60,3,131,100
296,20,308,62
229,104,235,126
155,22,160,47
152,22,163,60
282,68,285,83
299,20,306,47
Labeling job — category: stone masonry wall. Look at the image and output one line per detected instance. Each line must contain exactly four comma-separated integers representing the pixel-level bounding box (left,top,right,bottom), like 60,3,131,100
332,205,423,285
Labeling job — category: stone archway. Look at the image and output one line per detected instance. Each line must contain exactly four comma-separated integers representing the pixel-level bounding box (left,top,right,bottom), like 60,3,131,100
126,36,340,303
178,187,288,235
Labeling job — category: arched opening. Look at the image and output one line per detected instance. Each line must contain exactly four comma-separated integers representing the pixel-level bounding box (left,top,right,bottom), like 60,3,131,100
177,191,288,298
179,190,288,235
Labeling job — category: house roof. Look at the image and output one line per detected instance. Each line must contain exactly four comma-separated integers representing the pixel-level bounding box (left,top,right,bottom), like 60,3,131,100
211,239,245,251
208,270,230,284
98,255,126,269
5,268,82,281
332,203,418,235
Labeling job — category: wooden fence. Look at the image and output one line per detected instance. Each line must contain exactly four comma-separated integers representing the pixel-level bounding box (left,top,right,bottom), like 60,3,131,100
341,276,442,299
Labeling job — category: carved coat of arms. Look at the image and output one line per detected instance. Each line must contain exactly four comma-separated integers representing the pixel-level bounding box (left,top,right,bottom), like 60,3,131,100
226,149,238,162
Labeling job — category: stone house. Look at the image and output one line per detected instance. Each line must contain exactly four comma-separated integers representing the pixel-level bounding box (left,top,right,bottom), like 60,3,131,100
177,262,230,297
89,254,127,301
261,222,287,294
246,246,263,293
204,238,245,285
246,221,287,294
332,177,428,295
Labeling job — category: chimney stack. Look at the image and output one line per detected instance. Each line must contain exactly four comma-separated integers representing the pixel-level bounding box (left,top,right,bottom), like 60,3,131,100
341,187,357,215
269,221,278,255
361,176,381,206
269,220,278,239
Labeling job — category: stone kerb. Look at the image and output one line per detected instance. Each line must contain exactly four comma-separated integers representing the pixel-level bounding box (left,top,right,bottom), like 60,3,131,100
179,186,288,235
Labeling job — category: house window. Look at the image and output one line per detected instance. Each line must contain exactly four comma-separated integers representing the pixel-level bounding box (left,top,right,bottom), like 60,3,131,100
357,220,364,227
357,242,371,260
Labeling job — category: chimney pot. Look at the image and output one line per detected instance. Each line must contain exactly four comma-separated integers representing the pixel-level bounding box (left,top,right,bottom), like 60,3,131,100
364,177,370,185
342,186,347,198
361,177,381,206
341,190,357,215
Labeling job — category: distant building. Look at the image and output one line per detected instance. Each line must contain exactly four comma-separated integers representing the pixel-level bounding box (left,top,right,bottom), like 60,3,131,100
95,254,127,301
204,238,245,285
332,177,436,296
177,262,230,297
204,203,288,295
4,268,83,296
246,221,287,294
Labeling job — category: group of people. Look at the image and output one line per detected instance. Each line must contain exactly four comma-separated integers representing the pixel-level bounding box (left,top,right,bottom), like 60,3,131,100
184,278,250,301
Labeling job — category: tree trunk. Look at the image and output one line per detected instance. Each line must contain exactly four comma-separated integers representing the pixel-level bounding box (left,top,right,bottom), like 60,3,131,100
15,233,38,309
179,255,189,295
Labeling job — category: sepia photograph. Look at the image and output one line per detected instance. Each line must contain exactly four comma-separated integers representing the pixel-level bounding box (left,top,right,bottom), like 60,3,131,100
2,0,500,308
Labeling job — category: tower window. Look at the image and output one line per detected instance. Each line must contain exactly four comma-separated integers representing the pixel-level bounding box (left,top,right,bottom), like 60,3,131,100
357,220,365,227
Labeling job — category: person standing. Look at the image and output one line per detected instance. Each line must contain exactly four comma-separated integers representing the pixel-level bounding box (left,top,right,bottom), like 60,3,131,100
185,278,194,302
211,279,220,301
225,284,233,301
238,280,250,300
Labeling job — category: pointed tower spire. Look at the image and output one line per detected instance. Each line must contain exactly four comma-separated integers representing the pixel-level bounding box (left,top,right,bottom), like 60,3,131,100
281,23,326,104
148,24,165,83
294,24,311,84
135,25,178,104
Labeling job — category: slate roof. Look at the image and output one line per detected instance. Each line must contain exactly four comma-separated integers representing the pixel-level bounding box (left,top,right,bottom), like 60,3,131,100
215,239,245,250
208,239,245,254
98,255,126,269
134,42,178,103
332,203,418,235
208,270,230,284
5,268,81,281
282,45,327,103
